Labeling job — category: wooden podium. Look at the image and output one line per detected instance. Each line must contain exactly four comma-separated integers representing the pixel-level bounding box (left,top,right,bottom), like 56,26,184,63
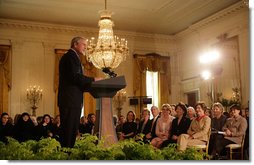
89,76,126,146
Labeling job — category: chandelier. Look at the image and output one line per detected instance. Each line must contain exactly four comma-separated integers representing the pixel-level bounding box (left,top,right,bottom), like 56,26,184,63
26,85,43,116
86,0,129,77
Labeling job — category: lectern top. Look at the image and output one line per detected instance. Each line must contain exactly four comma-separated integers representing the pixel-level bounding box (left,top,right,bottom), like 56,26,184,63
89,76,126,98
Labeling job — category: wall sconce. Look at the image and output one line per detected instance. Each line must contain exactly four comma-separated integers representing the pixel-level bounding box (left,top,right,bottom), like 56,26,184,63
113,88,127,117
26,85,43,116
232,87,240,103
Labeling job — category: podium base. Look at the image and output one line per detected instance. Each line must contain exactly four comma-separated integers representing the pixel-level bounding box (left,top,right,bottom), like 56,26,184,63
98,98,118,146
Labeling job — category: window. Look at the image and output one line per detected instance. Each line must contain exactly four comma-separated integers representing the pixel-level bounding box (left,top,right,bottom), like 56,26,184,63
146,71,159,117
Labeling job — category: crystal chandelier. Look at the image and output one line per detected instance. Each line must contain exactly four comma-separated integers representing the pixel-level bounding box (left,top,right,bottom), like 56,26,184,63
86,0,129,77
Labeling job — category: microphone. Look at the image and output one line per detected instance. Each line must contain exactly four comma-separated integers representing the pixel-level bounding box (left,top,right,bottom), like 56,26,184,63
102,68,117,78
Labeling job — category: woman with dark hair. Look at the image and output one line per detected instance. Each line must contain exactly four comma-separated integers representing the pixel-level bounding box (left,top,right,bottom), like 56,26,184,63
0,112,14,143
120,111,137,140
161,102,191,148
13,112,35,142
34,114,54,140
177,101,211,151
212,104,247,159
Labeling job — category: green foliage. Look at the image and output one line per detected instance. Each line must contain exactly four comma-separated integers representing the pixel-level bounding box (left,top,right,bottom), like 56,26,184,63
0,137,34,160
161,144,204,160
0,135,205,160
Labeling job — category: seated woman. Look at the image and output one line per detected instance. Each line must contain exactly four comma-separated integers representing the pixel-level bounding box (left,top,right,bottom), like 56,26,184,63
0,112,14,143
177,101,211,151
187,106,196,121
209,102,227,155
151,104,174,148
161,102,191,148
212,104,247,158
13,112,35,142
119,111,137,140
34,114,54,140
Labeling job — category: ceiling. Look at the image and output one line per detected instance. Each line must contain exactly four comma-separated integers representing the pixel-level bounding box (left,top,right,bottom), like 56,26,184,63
0,0,243,35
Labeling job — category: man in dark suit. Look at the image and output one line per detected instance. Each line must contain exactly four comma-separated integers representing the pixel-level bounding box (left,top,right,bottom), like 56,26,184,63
58,36,100,148
137,108,152,141
145,106,160,142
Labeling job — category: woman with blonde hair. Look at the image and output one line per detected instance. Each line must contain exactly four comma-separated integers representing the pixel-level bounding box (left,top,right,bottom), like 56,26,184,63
151,104,174,148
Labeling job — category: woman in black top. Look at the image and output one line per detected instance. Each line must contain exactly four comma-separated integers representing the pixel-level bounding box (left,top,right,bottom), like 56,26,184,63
0,112,14,143
13,112,35,142
34,114,54,140
120,111,137,140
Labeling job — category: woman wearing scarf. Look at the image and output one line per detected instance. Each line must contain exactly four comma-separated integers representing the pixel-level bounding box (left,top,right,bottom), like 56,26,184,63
177,101,211,151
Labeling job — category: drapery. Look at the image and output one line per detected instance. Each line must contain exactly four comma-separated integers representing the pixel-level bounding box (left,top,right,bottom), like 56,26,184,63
0,45,11,114
133,53,171,116
54,49,98,117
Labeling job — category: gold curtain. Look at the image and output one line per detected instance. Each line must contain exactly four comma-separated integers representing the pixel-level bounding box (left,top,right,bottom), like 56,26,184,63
0,45,11,114
133,53,171,115
54,49,98,117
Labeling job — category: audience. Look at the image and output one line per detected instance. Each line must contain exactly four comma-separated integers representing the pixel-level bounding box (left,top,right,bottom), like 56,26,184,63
0,99,249,160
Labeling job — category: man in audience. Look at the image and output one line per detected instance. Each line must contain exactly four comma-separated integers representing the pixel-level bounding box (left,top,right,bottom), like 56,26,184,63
137,108,152,142
145,106,160,142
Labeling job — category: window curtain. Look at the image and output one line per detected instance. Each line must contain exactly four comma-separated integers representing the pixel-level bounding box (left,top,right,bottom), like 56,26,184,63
0,45,11,114
54,49,98,117
133,53,171,114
